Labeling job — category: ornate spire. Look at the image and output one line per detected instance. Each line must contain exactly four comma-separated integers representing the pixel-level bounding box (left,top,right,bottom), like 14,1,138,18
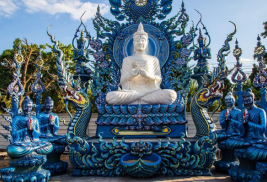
253,35,267,88
231,39,247,84
197,29,203,42
133,23,148,38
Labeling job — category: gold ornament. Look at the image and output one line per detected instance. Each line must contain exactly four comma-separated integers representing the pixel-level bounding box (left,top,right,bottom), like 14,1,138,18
135,0,147,7
233,48,242,56
15,54,24,63
36,59,44,67
254,45,265,55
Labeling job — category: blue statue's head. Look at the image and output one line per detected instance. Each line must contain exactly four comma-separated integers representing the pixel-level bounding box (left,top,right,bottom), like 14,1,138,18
44,96,54,114
22,96,33,116
197,29,205,48
242,88,255,110
225,92,235,109
77,30,86,49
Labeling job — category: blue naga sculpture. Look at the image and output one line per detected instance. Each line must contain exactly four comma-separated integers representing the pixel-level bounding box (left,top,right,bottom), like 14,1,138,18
0,44,53,182
31,50,68,175
47,25,92,139
191,20,237,139
46,0,221,177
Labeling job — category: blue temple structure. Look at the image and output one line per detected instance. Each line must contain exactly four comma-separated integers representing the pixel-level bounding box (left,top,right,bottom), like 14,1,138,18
45,0,237,178
31,51,68,175
0,44,53,182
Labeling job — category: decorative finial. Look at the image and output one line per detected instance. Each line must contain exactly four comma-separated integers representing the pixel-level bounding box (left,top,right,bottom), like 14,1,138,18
231,38,246,84
198,29,203,41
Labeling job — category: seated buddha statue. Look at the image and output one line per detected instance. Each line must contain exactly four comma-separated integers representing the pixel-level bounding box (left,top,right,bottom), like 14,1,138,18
38,96,64,140
226,89,267,150
106,23,177,105
7,96,53,159
217,92,241,142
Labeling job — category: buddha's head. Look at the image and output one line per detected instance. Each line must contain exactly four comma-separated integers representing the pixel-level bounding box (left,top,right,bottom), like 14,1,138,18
225,92,235,109
242,88,255,110
22,96,33,116
133,23,148,53
44,96,54,114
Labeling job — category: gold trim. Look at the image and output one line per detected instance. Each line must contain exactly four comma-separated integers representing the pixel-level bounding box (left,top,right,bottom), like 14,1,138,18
111,126,171,135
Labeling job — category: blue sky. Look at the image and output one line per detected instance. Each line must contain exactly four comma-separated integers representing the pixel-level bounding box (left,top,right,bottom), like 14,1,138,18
0,0,266,74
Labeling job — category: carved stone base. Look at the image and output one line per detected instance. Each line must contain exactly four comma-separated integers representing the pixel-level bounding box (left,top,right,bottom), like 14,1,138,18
43,160,68,175
228,158,267,182
42,143,68,175
67,133,217,177
229,165,262,182
214,146,239,174
0,153,50,182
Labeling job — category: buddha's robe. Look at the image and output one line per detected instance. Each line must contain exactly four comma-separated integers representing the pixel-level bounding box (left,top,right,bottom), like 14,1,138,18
7,115,53,159
226,106,267,150
38,112,65,144
106,55,177,105
217,108,241,142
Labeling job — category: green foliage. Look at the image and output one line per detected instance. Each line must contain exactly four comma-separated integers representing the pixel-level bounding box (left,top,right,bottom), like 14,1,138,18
0,38,75,113
261,21,267,39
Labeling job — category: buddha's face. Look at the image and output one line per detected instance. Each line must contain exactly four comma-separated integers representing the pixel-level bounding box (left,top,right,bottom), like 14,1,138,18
45,101,54,113
243,95,254,110
134,35,148,52
225,98,234,109
23,101,33,116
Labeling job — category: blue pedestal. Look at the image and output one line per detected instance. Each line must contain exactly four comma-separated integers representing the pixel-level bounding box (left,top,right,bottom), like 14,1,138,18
0,153,50,182
95,104,187,138
214,143,239,174
42,143,68,175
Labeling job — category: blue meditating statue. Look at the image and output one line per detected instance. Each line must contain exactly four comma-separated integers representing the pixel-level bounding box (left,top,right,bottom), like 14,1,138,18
214,92,241,173
37,96,68,175
226,88,267,181
8,96,53,158
226,88,267,150
38,97,63,139
1,96,53,182
217,92,241,142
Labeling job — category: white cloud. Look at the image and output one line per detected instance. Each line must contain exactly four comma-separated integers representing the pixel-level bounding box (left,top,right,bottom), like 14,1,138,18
0,0,18,17
240,58,254,62
21,0,110,21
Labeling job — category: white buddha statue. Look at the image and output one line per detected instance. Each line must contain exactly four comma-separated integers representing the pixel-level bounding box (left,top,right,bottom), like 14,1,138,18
106,23,177,105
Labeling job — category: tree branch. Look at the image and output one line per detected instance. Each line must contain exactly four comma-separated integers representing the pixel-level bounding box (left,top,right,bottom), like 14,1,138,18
45,79,55,89
0,88,7,93
25,67,37,84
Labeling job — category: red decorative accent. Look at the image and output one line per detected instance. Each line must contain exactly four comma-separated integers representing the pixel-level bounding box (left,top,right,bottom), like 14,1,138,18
28,117,33,130
49,114,53,125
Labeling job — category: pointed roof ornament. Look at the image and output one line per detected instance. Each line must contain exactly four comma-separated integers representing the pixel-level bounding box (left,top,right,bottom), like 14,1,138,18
133,23,148,38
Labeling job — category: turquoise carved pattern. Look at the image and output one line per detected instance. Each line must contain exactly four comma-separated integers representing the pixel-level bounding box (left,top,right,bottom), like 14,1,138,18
67,133,217,177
